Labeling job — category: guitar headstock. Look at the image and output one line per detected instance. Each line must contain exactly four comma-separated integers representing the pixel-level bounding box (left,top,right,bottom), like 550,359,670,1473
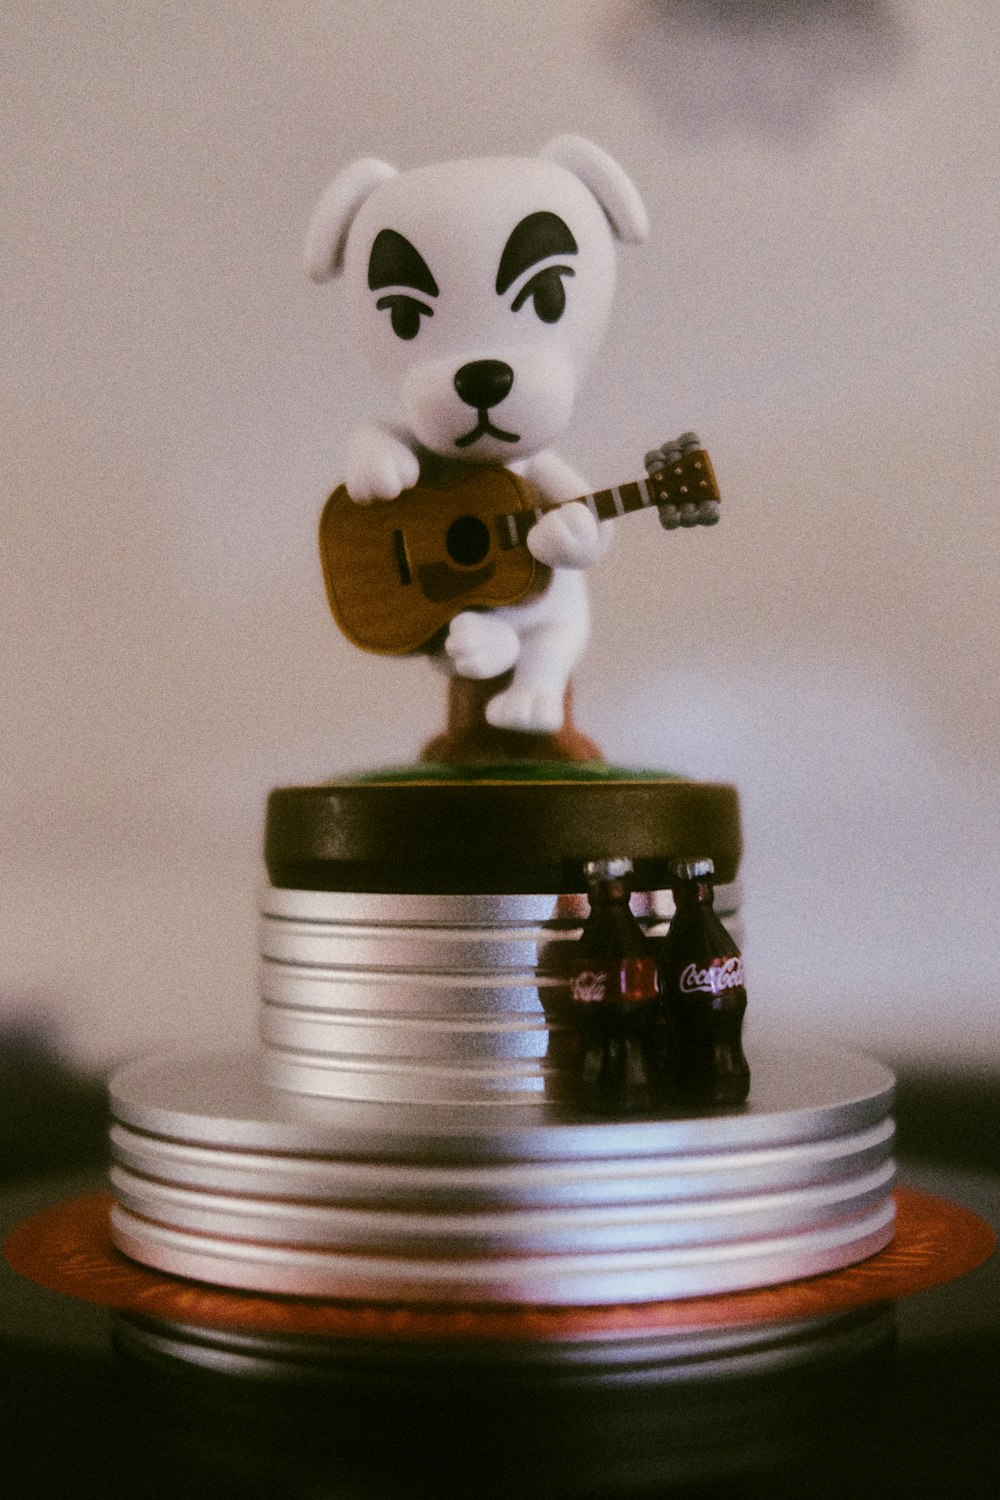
644,432,720,530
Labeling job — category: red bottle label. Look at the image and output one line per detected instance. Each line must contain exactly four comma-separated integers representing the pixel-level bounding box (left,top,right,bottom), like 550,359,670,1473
568,957,659,1004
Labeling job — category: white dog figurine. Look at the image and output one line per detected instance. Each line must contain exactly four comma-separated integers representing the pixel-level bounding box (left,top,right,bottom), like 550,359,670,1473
306,135,647,734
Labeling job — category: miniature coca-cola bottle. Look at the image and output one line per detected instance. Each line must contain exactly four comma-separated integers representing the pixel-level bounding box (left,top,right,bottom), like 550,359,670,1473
561,858,661,1115
657,858,750,1108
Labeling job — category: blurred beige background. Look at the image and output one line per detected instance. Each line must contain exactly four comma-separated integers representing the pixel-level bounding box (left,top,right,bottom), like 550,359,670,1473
3,0,998,1071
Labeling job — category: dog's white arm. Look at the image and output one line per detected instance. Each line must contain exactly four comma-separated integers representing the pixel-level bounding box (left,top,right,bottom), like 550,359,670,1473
344,423,420,503
517,451,613,570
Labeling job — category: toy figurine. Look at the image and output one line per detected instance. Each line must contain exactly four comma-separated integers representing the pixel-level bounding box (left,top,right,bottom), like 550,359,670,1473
306,135,649,736
11,130,931,1353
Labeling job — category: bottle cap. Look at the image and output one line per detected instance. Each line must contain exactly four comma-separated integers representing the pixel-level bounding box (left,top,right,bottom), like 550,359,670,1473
583,857,634,883
671,856,714,882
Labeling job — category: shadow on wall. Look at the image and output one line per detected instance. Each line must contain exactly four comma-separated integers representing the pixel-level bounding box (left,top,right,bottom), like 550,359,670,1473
0,1014,108,1180
605,0,911,141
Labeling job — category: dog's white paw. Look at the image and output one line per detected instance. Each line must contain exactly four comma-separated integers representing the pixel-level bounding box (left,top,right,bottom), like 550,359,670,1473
344,425,420,502
445,612,521,680
526,502,604,569
486,685,564,733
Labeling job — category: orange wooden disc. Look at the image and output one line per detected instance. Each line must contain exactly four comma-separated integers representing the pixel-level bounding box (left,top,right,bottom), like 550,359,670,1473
5,1188,993,1343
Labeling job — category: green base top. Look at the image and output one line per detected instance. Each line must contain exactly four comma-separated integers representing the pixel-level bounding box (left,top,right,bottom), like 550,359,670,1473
355,761,683,785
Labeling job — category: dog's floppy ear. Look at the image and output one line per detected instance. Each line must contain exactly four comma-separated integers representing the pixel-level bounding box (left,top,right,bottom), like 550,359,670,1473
305,158,398,282
539,135,648,245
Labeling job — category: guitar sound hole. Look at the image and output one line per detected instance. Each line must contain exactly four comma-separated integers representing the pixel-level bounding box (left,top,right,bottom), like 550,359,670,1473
445,514,491,568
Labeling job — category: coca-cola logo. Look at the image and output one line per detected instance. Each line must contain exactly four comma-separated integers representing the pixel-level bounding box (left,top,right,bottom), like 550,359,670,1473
569,971,607,1002
679,956,745,996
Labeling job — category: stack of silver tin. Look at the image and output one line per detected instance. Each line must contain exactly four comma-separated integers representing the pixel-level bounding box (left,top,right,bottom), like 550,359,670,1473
109,1029,896,1306
256,883,741,1106
109,873,897,1308
105,774,897,1366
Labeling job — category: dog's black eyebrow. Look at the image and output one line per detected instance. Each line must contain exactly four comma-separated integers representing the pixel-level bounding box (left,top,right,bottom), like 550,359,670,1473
368,229,439,297
495,212,578,296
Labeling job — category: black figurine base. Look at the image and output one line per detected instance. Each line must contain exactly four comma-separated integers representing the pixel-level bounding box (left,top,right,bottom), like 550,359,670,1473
264,768,743,893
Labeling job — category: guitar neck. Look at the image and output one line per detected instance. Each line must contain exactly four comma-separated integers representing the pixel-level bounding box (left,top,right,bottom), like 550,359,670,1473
496,441,718,550
497,477,662,550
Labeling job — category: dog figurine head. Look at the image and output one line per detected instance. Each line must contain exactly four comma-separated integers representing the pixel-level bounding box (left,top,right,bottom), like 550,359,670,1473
306,136,647,465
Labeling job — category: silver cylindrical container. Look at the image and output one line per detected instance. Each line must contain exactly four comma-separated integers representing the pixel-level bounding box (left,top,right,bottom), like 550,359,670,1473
258,883,742,1106
108,1044,896,1305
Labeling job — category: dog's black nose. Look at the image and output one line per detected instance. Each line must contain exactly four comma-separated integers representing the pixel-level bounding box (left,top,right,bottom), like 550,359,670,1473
453,360,514,411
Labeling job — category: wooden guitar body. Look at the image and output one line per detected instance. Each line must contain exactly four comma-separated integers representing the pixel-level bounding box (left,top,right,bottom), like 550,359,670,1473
319,436,719,657
319,468,544,656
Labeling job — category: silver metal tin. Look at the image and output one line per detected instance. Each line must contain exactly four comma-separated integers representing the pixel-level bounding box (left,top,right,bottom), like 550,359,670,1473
109,1197,896,1304
108,1042,895,1302
262,1047,551,1104
109,1159,895,1256
262,888,577,926
256,881,742,1105
255,883,741,1103
259,1006,553,1062
260,885,742,926
259,966,554,1016
109,1116,895,1212
109,1045,895,1161
259,921,584,973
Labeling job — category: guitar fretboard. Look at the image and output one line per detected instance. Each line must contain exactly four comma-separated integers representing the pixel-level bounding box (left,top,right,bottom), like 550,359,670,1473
496,443,719,550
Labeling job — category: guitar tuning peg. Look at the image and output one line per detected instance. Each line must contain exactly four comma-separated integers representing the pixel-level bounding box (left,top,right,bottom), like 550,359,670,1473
644,450,666,474
696,500,721,526
657,504,681,531
678,431,700,454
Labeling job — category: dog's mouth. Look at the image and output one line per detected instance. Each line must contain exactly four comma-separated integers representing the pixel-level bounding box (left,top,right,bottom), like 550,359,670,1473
454,411,521,450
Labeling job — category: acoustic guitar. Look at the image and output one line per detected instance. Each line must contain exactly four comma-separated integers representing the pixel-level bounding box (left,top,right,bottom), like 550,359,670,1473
319,433,720,655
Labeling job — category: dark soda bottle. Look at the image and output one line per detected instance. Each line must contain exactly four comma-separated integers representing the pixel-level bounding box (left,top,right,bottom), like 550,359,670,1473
657,858,750,1108
561,858,661,1115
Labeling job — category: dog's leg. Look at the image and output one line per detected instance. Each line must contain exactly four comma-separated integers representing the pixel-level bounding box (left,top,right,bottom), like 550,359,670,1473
484,620,583,733
444,611,521,680
483,571,590,733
